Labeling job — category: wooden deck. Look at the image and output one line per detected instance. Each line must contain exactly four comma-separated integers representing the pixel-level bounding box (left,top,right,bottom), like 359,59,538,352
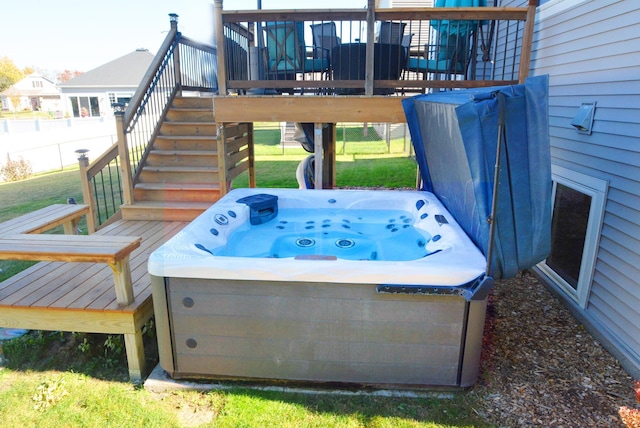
0,219,188,381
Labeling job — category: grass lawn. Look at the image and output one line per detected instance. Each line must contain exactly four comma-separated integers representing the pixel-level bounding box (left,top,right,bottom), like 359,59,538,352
0,139,490,427
0,110,55,120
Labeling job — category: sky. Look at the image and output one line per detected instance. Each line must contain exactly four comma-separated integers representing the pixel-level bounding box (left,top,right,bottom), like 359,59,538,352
3,0,365,76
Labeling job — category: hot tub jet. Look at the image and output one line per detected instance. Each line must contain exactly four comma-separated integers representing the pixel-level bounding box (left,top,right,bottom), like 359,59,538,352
295,238,315,248
335,238,355,249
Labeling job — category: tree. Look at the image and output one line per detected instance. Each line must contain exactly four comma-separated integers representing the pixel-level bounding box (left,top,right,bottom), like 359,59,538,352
57,69,83,83
0,57,24,92
9,95,21,112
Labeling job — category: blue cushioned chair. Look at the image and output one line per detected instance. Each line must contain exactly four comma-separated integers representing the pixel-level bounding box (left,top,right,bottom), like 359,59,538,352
310,22,341,65
406,0,486,80
263,21,329,82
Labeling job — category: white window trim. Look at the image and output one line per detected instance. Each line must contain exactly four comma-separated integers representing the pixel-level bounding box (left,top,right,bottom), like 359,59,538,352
537,165,608,308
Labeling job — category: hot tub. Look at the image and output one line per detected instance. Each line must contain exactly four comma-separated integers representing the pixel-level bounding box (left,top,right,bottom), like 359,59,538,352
149,188,491,387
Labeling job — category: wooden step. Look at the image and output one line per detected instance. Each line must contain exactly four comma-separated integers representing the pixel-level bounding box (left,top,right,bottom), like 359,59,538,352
153,135,218,151
133,182,221,202
139,166,219,184
170,97,213,110
165,109,214,123
120,201,213,222
128,95,222,218
159,122,217,137
146,150,218,168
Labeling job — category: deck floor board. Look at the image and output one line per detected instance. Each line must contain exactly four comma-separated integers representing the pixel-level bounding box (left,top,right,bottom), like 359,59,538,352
23,263,106,308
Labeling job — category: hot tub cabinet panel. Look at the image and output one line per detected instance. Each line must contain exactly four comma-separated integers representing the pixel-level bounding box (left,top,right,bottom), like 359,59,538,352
152,275,487,387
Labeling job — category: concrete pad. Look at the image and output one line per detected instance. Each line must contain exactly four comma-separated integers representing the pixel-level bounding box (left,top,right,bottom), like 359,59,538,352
143,363,455,398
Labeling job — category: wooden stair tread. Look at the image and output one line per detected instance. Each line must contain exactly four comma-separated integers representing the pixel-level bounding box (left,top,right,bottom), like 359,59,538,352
121,201,214,221
125,201,212,209
149,150,217,156
155,135,217,140
170,108,212,113
142,166,219,172
135,182,220,190
163,121,216,125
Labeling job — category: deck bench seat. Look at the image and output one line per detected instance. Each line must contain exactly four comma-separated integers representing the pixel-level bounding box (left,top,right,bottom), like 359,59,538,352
0,218,187,382
0,203,92,236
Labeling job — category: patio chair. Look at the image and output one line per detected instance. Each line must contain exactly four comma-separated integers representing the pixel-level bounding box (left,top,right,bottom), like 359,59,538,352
406,31,475,80
406,0,485,81
378,21,407,45
378,22,414,89
310,22,341,65
263,21,329,83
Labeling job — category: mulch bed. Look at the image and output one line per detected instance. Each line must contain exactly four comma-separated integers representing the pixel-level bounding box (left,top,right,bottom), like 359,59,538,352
469,271,638,427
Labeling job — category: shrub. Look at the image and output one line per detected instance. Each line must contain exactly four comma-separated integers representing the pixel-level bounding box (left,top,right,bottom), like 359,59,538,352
620,380,640,428
1,157,33,182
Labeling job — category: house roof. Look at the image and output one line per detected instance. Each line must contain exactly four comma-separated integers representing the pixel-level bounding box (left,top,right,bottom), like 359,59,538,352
0,73,60,97
59,48,154,89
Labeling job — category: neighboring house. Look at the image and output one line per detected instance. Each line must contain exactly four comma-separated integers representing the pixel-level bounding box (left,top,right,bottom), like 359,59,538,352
0,73,61,113
58,48,154,118
497,0,640,378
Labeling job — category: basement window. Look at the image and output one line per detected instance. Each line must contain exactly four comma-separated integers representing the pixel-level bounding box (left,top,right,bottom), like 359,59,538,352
537,165,608,308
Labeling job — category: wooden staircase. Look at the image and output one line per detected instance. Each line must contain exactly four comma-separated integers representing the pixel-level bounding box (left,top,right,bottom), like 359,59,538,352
120,97,222,221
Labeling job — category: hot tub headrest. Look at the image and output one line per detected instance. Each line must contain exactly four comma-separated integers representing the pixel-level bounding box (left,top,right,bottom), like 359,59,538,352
236,193,278,225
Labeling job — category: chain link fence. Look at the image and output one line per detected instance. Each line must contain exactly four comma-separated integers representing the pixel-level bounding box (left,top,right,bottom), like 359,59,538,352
271,122,413,156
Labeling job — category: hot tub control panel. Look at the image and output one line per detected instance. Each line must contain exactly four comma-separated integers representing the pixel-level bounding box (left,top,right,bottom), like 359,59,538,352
236,193,278,225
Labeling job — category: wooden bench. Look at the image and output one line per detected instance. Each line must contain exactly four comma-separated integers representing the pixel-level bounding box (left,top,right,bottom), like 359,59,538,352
0,203,93,236
0,234,141,305
0,206,176,382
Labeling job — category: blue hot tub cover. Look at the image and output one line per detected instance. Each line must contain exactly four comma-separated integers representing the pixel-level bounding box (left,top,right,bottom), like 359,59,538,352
403,75,552,279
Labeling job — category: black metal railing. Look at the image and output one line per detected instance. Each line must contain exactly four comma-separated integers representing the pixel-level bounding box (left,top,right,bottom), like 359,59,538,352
214,3,537,95
79,14,218,227
78,144,124,230
123,24,217,186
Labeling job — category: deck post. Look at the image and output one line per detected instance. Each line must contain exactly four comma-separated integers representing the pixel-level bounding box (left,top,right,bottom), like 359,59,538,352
123,331,145,383
77,152,98,234
115,112,134,206
365,0,376,96
217,124,228,195
214,0,227,95
248,123,256,188
169,13,182,97
313,123,323,189
518,0,538,83
323,124,336,189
